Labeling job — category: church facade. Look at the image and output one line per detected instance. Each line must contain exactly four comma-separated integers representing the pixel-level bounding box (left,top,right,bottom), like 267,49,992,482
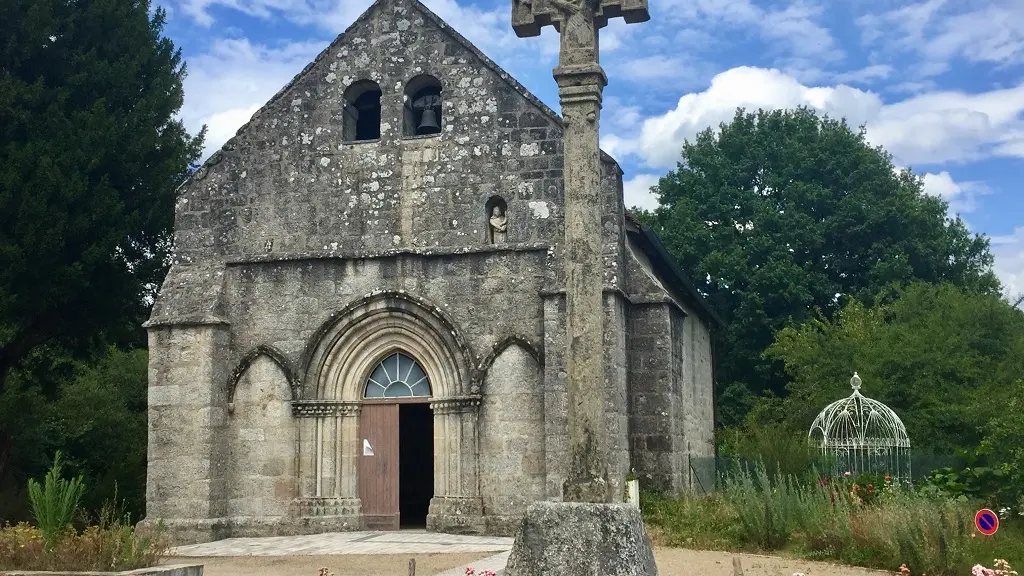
142,0,720,545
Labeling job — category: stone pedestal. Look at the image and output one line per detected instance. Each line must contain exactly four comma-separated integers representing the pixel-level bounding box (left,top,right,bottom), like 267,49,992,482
504,501,657,576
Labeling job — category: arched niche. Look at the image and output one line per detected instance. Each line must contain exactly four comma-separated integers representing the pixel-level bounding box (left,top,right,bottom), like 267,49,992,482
343,80,382,142
479,342,545,533
403,74,443,137
485,195,508,244
226,355,297,521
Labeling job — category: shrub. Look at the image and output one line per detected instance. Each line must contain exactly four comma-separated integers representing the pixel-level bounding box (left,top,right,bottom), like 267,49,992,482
1,460,169,572
26,451,84,550
0,518,168,571
643,467,1024,576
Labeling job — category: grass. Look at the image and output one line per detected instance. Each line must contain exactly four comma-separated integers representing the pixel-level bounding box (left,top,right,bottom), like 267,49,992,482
643,464,1024,576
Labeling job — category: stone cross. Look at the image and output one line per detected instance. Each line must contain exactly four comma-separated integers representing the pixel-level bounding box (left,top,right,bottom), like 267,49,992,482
512,0,649,504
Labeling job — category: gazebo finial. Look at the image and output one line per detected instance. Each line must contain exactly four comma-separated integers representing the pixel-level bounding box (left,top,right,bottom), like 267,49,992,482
851,371,862,391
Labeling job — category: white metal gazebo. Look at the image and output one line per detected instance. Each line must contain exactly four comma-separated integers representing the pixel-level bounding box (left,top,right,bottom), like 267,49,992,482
808,372,912,481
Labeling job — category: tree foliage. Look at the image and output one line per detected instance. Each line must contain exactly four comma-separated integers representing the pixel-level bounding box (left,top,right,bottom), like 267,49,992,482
642,107,1000,425
0,0,203,521
0,0,204,390
0,346,148,524
760,282,1024,456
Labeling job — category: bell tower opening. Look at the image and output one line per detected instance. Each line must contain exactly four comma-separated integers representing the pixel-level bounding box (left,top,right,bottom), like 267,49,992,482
403,75,443,137
343,80,382,142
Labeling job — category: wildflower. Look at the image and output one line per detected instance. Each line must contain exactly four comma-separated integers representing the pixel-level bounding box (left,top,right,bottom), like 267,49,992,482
844,471,852,477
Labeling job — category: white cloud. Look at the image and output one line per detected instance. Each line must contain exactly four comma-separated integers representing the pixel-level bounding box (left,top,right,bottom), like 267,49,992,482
919,171,990,215
857,0,1024,74
176,0,374,30
181,38,325,157
833,64,893,85
609,66,1024,170
661,0,843,76
622,174,661,211
991,228,1024,303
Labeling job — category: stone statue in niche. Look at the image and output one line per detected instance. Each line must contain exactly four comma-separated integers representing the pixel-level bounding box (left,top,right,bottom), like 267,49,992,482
489,206,508,244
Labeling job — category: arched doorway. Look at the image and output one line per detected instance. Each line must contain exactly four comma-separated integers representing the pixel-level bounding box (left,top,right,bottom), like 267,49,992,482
358,351,435,530
296,292,485,533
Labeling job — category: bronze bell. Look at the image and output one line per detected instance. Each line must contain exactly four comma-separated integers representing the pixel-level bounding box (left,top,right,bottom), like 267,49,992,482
417,108,440,134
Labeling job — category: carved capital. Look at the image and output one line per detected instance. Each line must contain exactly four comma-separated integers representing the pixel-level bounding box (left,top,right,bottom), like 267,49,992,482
512,0,649,37
430,396,482,414
291,401,362,418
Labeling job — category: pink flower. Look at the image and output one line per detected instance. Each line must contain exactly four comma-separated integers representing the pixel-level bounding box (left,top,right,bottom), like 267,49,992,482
844,471,852,477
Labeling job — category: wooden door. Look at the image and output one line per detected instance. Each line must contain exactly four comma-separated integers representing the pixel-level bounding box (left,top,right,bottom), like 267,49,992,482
358,403,400,530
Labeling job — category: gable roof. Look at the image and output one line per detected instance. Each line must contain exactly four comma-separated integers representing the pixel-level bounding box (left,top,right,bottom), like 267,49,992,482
624,211,725,329
184,0,623,186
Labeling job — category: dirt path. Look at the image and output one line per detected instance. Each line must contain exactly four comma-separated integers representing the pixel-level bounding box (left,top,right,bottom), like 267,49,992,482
165,548,893,576
163,553,491,576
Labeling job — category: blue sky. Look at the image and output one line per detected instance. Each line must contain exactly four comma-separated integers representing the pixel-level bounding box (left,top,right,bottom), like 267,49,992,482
161,0,1024,298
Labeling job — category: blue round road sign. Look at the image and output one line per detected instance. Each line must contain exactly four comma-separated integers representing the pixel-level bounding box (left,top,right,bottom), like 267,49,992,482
976,508,999,536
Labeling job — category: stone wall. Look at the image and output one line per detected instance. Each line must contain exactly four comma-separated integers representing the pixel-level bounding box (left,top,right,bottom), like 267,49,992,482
142,325,231,543
167,0,626,271
626,302,680,492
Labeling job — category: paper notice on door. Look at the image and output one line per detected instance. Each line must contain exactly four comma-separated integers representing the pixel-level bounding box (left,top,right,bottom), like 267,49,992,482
363,439,374,456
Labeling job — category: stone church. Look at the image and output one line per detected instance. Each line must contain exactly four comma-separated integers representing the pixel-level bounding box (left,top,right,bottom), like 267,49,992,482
142,0,720,544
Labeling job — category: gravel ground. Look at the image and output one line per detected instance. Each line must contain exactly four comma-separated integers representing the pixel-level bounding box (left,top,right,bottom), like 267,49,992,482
163,547,893,576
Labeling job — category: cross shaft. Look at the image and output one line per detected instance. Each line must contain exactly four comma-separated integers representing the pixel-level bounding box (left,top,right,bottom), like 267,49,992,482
511,0,649,504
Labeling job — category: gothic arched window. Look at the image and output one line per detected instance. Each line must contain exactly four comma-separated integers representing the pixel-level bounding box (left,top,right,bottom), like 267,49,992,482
363,352,432,398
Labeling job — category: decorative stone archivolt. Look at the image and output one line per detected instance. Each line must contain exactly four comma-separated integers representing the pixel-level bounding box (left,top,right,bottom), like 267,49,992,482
478,334,543,373
226,344,301,405
302,291,478,401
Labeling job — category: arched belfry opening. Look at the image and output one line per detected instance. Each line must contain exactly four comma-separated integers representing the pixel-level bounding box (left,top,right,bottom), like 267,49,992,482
343,80,382,142
295,293,484,533
403,75,443,137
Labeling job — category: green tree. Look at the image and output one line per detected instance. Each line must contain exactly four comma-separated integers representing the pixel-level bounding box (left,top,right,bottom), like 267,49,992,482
0,346,148,524
761,282,1024,455
0,0,205,391
643,107,999,425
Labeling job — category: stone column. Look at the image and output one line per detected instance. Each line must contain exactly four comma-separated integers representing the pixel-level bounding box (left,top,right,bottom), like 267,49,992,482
291,401,363,530
427,396,484,533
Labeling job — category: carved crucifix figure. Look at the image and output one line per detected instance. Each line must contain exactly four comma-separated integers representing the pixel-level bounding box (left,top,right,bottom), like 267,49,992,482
511,0,649,505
